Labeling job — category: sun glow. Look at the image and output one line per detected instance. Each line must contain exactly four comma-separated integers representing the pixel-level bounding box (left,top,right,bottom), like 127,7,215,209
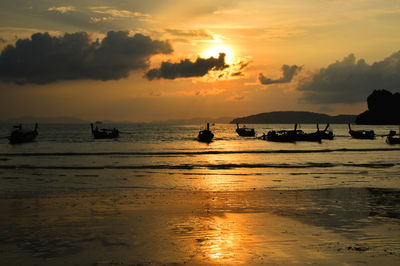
201,44,234,65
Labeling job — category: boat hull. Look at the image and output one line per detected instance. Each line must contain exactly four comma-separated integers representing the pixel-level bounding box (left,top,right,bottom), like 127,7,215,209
317,131,334,140
236,128,255,137
93,131,119,139
387,136,400,144
9,131,38,144
349,130,375,139
263,130,321,143
198,130,214,142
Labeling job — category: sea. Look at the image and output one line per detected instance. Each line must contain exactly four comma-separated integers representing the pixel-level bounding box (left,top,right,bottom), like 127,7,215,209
0,123,399,194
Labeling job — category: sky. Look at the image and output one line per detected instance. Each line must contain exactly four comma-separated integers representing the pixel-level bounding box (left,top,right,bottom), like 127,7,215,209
0,0,400,122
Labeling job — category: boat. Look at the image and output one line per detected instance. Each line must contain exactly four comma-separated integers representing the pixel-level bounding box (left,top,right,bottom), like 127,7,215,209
8,123,38,144
348,124,375,139
387,130,400,144
91,123,119,139
236,123,255,137
198,123,214,142
262,124,322,142
315,123,334,140
262,130,296,142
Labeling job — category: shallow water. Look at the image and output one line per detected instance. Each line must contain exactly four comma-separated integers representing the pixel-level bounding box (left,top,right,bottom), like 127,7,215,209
0,123,399,193
1,123,400,265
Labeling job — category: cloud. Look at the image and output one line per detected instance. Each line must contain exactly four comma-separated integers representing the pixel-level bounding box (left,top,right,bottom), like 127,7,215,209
0,31,172,84
165,29,213,40
198,57,251,81
231,71,243,77
298,51,400,104
88,7,151,23
90,7,150,18
229,59,250,77
259,64,302,85
145,53,228,80
48,6,76,14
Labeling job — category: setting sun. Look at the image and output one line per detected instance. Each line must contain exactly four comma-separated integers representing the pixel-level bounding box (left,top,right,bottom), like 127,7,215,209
201,44,234,64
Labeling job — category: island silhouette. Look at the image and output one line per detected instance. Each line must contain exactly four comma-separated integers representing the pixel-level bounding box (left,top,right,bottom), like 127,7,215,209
356,89,400,125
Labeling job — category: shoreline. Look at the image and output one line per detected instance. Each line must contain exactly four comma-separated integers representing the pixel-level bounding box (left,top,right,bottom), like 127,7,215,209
1,187,400,265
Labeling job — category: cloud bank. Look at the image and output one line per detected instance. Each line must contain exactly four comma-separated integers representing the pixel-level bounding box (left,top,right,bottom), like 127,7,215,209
0,31,172,84
259,64,302,85
298,51,400,104
145,53,228,80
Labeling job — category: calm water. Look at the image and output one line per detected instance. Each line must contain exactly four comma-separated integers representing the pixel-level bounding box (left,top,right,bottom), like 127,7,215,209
0,123,399,193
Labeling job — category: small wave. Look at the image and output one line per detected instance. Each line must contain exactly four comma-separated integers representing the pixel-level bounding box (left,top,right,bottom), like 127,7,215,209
1,147,400,157
0,162,396,170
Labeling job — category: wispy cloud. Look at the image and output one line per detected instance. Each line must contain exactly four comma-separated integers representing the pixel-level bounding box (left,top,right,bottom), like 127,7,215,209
88,7,151,22
165,29,214,40
48,6,76,14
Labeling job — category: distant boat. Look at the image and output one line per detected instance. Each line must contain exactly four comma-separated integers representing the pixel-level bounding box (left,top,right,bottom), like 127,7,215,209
236,123,255,137
91,123,119,139
315,123,334,140
8,123,38,144
262,129,295,142
348,124,375,139
387,130,400,144
262,124,322,142
198,123,214,142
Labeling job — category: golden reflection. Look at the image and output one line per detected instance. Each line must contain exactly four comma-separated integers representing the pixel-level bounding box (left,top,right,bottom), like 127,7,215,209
173,211,339,264
200,215,248,263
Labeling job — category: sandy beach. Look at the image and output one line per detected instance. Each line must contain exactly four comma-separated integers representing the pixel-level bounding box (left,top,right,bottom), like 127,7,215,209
1,187,400,265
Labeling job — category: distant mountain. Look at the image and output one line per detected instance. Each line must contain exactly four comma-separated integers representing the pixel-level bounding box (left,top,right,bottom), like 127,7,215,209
356,89,400,125
151,116,234,125
1,116,89,124
230,111,356,124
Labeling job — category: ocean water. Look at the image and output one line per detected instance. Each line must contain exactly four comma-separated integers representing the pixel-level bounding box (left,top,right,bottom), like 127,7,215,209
0,123,399,193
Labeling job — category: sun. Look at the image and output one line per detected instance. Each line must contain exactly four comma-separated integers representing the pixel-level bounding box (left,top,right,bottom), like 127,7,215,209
201,44,234,65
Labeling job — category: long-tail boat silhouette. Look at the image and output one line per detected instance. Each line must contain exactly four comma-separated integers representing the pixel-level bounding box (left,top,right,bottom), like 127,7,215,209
8,123,38,144
262,124,322,142
91,123,119,139
261,129,295,142
348,124,375,139
198,123,214,142
315,123,334,140
387,130,400,144
236,123,255,137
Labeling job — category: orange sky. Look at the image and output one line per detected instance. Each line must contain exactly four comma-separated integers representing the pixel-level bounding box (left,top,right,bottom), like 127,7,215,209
0,0,399,122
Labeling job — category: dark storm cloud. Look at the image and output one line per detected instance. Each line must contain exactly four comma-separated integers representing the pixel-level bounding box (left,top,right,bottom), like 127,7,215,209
145,53,228,80
0,31,172,84
165,29,213,40
298,51,400,104
259,64,302,85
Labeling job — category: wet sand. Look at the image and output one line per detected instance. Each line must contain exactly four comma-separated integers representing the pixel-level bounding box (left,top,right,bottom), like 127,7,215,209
1,188,400,265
